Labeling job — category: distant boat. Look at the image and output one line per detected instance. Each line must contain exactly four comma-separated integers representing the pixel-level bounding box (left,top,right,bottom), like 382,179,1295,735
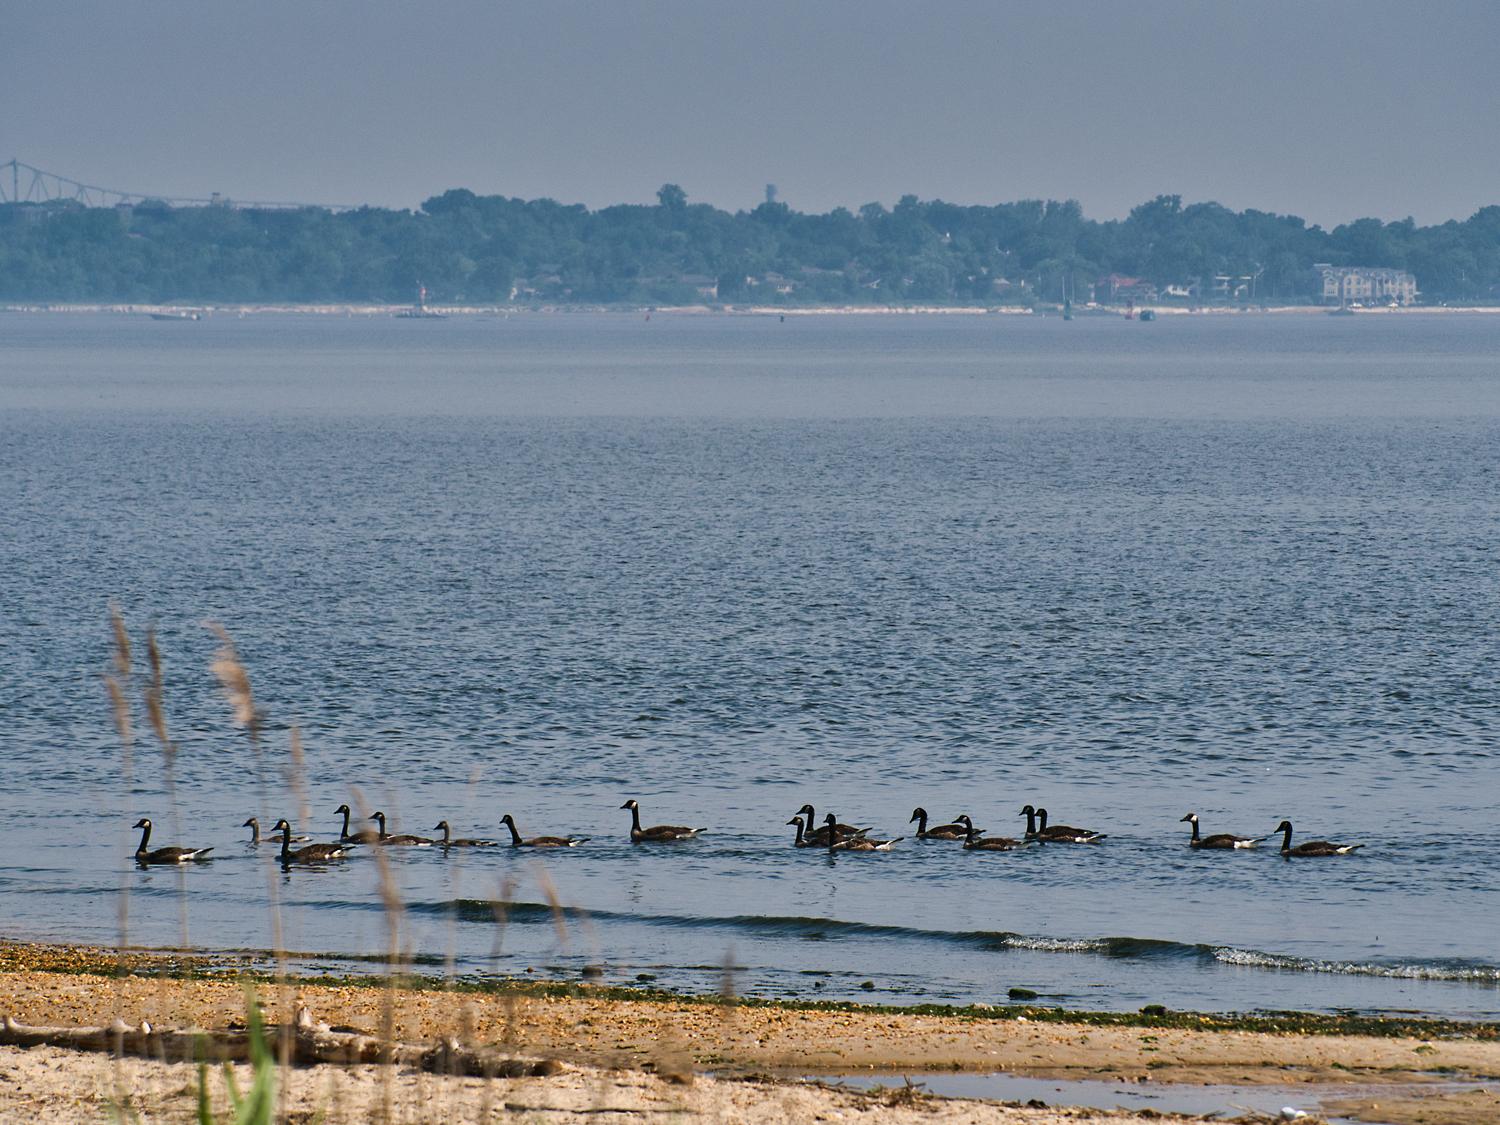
395,284,446,319
149,311,200,321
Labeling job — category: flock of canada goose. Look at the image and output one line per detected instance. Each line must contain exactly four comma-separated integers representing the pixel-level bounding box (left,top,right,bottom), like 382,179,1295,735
130,800,1364,866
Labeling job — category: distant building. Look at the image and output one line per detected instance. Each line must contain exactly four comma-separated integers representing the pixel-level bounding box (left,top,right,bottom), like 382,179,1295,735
680,274,719,300
1095,273,1158,304
1314,264,1418,306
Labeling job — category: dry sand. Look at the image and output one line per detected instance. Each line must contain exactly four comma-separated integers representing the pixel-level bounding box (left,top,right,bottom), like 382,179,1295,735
2,947,1499,1122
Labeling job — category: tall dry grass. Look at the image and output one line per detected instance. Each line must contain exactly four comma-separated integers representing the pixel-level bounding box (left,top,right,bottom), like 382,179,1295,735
95,610,653,1122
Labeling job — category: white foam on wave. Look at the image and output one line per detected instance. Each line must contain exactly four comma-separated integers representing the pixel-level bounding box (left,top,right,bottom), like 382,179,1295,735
1214,947,1500,981
1004,935,1111,953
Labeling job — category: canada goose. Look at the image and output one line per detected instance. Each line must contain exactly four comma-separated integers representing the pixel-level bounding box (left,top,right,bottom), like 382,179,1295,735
825,813,901,852
620,800,704,843
1180,813,1263,850
794,804,868,846
132,819,213,865
499,814,587,848
432,821,500,847
954,814,1026,851
243,817,307,845
1275,820,1363,857
333,804,380,845
1019,805,1106,844
370,811,433,846
786,815,817,848
908,807,967,840
273,819,353,864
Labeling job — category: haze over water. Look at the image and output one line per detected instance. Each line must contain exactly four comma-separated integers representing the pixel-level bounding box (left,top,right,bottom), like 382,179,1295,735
2,311,1498,1018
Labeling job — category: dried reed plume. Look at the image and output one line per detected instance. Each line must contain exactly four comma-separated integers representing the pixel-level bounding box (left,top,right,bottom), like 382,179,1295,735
143,627,175,766
207,621,260,739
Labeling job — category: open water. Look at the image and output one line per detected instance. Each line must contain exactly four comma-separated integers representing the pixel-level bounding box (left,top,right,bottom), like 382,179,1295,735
1,310,1498,1018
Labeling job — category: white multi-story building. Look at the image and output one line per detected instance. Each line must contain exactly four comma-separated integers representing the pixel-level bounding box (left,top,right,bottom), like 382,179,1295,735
1314,264,1418,306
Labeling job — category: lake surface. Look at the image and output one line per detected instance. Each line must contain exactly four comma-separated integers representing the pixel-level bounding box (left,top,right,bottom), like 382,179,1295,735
2,310,1498,1018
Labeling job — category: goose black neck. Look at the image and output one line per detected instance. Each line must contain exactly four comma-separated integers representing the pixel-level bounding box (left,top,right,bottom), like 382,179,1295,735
279,824,293,859
339,807,352,837
791,818,805,846
1280,823,1294,852
628,804,642,832
912,809,927,833
247,820,261,844
965,821,980,845
437,823,451,845
503,817,524,846
373,812,388,840
1189,818,1201,842
1037,809,1050,832
1022,807,1038,835
136,822,151,853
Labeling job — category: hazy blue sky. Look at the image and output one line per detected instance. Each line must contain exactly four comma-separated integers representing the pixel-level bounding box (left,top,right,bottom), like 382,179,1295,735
7,1,1498,226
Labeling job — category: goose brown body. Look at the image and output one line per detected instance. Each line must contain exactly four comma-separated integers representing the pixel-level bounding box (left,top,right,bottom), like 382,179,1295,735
621,800,704,843
132,819,213,865
908,807,968,840
795,804,868,846
1020,805,1106,843
1276,820,1363,857
954,815,1026,851
499,814,587,848
825,813,902,851
273,819,353,864
333,804,380,845
371,811,432,846
1180,813,1263,850
432,821,500,847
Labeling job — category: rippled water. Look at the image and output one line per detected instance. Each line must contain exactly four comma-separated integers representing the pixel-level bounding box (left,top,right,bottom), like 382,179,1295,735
2,310,1498,1017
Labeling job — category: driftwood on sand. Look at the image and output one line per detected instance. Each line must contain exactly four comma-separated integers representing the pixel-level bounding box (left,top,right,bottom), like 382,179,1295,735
0,1007,564,1079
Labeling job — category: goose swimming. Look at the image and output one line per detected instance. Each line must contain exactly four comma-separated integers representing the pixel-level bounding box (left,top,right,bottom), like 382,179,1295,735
794,804,868,846
133,818,213,865
1037,807,1106,843
825,813,901,851
908,807,967,840
1180,813,1263,850
333,804,380,845
499,814,587,848
370,811,433,846
954,814,1026,851
1275,820,1363,857
432,821,501,847
273,819,353,864
787,815,817,848
243,817,307,845
621,799,704,843
1020,805,1106,844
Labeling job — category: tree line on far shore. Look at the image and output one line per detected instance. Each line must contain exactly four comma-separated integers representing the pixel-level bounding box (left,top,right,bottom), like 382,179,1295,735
3,185,1498,306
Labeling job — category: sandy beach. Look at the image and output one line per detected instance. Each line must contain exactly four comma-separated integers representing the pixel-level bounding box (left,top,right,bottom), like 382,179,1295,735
2,944,1498,1122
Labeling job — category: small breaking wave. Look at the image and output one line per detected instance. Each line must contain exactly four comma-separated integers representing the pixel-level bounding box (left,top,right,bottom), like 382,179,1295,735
378,897,1500,987
1211,947,1500,983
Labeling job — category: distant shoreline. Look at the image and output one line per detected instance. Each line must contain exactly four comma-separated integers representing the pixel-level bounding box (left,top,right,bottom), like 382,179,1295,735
8,301,1500,318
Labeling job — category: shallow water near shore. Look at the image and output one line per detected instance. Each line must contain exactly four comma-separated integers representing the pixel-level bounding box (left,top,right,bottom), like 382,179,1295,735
826,1072,1483,1125
2,311,1498,1017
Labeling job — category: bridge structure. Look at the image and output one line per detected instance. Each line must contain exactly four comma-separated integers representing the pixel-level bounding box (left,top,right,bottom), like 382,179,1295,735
1,158,358,211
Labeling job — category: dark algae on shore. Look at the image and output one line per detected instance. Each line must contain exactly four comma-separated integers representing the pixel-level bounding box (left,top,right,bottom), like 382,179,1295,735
4,941,1496,1043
